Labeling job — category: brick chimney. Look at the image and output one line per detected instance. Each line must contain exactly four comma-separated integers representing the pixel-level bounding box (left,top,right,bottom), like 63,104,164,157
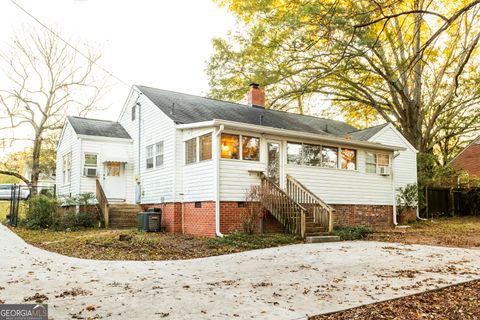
247,83,265,108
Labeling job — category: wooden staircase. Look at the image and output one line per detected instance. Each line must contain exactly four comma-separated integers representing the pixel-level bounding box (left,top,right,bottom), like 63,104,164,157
96,179,141,228
260,173,336,240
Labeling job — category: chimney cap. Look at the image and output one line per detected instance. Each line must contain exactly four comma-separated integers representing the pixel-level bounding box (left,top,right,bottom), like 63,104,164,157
249,82,260,88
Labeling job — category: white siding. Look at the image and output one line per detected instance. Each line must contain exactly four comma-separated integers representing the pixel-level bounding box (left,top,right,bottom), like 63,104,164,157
55,121,80,198
79,138,134,202
178,128,215,202
219,130,396,205
119,88,176,204
370,125,418,190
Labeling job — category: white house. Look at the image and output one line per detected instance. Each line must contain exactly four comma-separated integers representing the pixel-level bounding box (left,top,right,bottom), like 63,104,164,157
56,84,417,236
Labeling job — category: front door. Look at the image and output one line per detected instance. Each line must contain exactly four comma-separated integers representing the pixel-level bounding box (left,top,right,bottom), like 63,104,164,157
267,141,281,186
103,162,126,200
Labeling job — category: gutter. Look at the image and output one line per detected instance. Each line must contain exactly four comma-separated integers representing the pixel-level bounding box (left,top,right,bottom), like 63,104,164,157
214,125,225,237
177,119,404,152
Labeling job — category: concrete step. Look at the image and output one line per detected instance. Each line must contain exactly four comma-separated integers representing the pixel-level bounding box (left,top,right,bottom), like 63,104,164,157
305,235,341,243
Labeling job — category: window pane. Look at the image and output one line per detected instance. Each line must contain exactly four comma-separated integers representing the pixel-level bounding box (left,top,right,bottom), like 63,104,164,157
155,155,163,166
200,134,212,161
185,138,197,164
341,148,356,170
84,154,97,167
303,144,321,166
378,154,390,166
366,163,377,174
146,158,153,169
287,143,302,165
322,146,338,168
242,136,260,161
220,134,239,159
147,145,153,157
155,142,164,155
107,163,120,176
366,152,376,164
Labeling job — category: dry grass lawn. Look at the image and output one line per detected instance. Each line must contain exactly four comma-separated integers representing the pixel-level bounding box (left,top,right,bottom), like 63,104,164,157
10,227,301,260
368,216,480,248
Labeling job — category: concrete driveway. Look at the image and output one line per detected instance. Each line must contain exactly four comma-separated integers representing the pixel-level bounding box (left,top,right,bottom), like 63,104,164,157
1,224,480,320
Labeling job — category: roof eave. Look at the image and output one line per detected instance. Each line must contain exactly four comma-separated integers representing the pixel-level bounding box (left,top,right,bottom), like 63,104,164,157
177,119,404,151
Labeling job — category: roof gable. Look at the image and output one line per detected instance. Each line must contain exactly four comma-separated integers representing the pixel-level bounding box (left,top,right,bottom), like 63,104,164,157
67,116,131,139
136,85,357,137
348,123,389,141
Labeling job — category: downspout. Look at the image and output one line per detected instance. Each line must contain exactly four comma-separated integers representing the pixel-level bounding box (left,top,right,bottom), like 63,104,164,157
391,151,400,226
215,125,225,237
136,95,142,203
77,137,83,214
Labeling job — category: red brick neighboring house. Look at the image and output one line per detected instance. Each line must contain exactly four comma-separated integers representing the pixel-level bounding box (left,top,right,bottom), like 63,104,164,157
451,137,480,176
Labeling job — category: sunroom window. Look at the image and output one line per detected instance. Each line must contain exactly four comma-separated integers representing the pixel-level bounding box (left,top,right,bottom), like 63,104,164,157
341,148,356,170
185,138,197,164
303,144,322,166
287,143,302,165
366,152,377,173
378,154,390,167
199,134,212,161
221,134,239,159
321,146,338,168
242,136,260,161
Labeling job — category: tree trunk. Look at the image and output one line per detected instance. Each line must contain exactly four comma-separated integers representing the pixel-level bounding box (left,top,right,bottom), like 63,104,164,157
30,134,42,195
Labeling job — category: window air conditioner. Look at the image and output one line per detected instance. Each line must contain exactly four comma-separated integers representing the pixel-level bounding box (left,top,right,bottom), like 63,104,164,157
378,166,391,176
84,167,98,177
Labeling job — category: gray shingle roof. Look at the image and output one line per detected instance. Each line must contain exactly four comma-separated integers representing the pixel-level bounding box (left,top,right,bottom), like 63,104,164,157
348,123,389,141
137,85,357,137
67,116,131,139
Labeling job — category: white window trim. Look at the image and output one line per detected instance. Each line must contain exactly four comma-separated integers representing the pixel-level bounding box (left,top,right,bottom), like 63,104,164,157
220,133,261,162
83,153,98,177
155,141,164,168
63,153,72,186
185,138,197,165
146,144,154,169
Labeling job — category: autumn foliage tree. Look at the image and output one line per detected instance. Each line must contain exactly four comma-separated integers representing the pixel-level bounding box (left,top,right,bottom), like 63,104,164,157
208,0,480,159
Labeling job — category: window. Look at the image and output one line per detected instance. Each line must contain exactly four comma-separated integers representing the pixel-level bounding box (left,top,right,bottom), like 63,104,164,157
199,134,212,161
378,154,390,167
106,162,120,176
155,142,164,167
341,148,356,170
287,143,302,164
303,144,322,166
84,153,97,168
366,152,377,174
146,145,154,169
322,146,338,168
131,105,136,121
194,201,202,208
63,153,71,184
237,201,246,208
242,136,260,161
220,134,239,159
185,138,197,164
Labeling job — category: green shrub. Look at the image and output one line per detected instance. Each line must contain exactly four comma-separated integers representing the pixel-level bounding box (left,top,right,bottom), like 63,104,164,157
333,225,374,240
24,195,58,229
76,211,96,228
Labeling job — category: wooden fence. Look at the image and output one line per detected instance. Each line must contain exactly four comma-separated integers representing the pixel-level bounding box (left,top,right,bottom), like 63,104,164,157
421,186,480,218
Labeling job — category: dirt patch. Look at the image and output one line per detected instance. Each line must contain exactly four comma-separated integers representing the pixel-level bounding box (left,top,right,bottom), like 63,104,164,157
24,293,48,303
368,216,480,248
310,280,480,320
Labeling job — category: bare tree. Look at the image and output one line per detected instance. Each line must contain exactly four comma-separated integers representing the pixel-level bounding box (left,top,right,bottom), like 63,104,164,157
0,26,106,188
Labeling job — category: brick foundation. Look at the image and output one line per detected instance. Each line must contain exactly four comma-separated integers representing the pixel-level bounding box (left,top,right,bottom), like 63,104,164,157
142,202,396,236
331,204,394,228
142,201,283,237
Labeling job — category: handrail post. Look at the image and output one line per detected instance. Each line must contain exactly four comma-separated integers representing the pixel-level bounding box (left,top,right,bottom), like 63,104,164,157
301,209,306,238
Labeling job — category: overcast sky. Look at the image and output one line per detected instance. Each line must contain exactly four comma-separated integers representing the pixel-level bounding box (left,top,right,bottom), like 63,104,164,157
0,0,235,116
0,0,236,152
